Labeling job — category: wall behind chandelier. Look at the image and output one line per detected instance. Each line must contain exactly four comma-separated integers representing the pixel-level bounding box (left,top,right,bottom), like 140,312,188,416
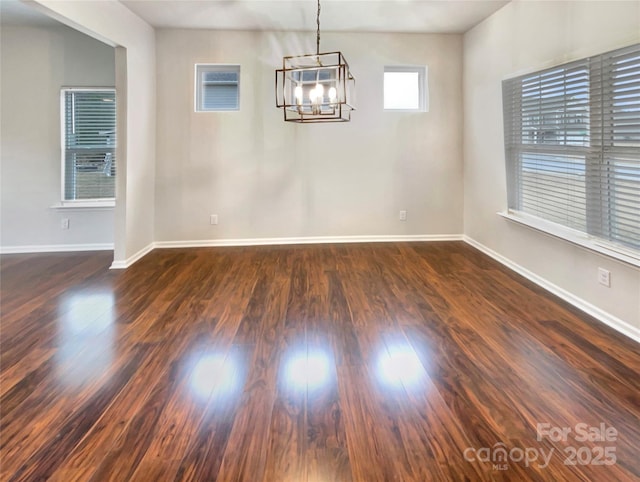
154,30,463,245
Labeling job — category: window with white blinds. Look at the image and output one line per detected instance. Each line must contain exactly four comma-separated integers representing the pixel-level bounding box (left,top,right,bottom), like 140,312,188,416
62,88,116,201
195,64,240,112
503,43,640,251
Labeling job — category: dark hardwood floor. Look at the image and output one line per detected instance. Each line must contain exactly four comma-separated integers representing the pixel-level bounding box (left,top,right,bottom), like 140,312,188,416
1,242,639,481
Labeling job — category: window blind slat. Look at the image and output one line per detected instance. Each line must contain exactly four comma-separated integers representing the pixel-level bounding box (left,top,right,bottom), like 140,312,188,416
203,84,239,110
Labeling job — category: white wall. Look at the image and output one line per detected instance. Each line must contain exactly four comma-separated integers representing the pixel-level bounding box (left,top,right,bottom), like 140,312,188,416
32,0,156,265
464,1,640,329
155,30,463,242
0,23,115,250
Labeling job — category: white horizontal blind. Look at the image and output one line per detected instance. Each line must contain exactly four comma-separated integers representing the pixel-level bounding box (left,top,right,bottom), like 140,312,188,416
63,89,116,200
503,43,640,251
598,45,640,249
196,65,239,111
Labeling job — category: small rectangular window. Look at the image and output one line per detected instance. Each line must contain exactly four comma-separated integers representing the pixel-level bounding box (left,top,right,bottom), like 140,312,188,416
61,88,116,201
384,66,428,111
195,64,240,112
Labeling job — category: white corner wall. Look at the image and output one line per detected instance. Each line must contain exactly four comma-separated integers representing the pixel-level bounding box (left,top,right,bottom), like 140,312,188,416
0,23,115,252
31,0,156,265
155,30,463,243
463,1,640,331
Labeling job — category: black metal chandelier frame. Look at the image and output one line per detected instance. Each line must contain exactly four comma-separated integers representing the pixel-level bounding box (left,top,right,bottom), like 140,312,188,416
275,0,355,123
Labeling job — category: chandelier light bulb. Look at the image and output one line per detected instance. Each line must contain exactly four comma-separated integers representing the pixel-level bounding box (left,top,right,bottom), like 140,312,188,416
315,83,324,101
328,86,337,102
294,85,303,104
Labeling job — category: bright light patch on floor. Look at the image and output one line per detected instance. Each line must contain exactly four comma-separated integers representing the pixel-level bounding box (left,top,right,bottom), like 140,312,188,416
376,344,425,389
284,350,331,391
55,292,116,387
60,292,114,336
189,353,236,400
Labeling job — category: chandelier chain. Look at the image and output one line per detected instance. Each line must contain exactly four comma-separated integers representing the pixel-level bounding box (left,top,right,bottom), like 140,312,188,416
316,0,321,55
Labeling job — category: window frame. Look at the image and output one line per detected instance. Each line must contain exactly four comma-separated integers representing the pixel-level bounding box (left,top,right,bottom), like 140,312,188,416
194,64,241,112
58,87,116,209
383,65,428,112
501,43,640,267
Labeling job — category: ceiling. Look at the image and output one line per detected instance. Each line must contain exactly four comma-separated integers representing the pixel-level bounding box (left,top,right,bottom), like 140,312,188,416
0,0,510,33
120,0,510,34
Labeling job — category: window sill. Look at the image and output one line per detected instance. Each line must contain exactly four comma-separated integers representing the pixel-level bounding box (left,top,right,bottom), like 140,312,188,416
383,109,428,113
498,210,640,268
51,200,115,210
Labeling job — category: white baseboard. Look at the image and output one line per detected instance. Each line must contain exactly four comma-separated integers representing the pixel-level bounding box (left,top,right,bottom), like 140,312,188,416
110,242,154,269
153,234,463,249
0,235,459,266
0,243,113,254
463,235,640,344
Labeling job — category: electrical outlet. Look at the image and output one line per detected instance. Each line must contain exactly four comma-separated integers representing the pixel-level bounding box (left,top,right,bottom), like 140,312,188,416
399,210,407,221
61,218,70,230
209,214,218,225
598,268,611,287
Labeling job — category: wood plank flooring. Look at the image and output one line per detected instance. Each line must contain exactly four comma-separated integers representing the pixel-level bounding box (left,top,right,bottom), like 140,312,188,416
1,242,639,481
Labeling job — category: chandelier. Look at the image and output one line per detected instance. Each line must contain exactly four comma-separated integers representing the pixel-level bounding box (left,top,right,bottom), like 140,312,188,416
275,0,355,123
